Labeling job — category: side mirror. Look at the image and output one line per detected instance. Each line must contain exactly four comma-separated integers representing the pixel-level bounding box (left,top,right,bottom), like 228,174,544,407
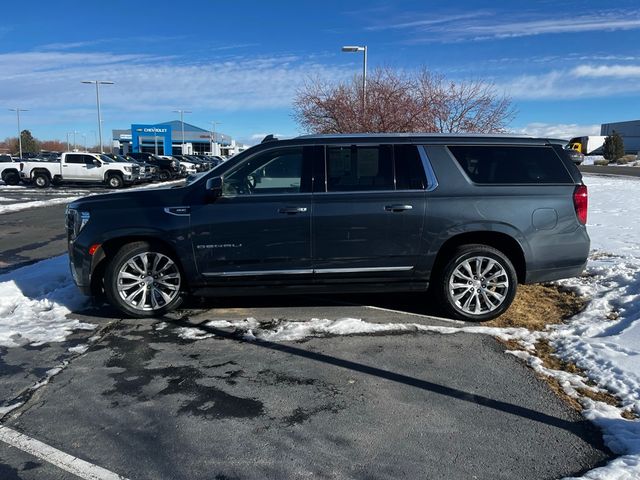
93,159,101,167
205,176,223,200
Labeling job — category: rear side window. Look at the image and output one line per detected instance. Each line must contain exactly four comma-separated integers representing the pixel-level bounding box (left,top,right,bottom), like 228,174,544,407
65,154,85,164
394,145,426,190
448,145,572,184
326,145,393,191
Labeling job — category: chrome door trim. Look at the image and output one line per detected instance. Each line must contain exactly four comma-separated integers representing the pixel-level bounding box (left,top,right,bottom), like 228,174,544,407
202,266,414,277
314,266,414,274
203,269,314,277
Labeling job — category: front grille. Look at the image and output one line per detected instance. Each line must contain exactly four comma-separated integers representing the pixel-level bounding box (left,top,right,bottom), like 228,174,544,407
132,166,140,174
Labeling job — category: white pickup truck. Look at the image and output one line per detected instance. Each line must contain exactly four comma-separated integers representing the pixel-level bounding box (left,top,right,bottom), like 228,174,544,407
0,155,21,185
20,152,140,188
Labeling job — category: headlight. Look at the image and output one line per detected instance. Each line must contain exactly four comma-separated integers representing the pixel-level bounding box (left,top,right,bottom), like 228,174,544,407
124,166,132,172
66,208,90,240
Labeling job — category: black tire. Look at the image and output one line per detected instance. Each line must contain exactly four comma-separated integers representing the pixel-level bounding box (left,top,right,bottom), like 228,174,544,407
104,241,184,318
436,244,517,322
33,172,50,188
158,169,171,181
107,173,123,189
2,171,20,185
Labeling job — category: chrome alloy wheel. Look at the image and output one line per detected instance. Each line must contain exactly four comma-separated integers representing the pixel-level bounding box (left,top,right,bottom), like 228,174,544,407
448,256,509,316
116,252,181,311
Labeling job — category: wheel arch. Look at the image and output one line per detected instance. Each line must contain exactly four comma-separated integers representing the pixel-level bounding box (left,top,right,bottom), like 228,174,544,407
430,231,527,284
31,168,52,179
90,234,189,296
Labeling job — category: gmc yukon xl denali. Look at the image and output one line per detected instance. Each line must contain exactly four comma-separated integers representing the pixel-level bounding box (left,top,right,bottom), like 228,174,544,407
66,134,589,321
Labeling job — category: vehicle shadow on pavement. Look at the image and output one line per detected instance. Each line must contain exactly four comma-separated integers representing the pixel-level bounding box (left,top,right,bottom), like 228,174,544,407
167,318,610,455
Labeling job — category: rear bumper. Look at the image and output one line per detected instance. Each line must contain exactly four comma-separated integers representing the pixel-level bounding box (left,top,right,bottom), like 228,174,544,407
525,261,587,284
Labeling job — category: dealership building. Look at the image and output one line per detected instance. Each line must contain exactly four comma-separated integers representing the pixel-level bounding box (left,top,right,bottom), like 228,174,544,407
112,120,249,157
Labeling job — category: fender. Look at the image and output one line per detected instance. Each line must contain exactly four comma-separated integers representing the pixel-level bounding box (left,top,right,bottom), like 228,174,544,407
421,221,532,274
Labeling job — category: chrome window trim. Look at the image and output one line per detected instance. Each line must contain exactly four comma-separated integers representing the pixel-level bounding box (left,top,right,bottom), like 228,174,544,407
417,146,439,192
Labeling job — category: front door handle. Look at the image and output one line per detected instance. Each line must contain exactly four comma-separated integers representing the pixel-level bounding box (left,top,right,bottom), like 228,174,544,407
384,204,413,212
278,207,308,215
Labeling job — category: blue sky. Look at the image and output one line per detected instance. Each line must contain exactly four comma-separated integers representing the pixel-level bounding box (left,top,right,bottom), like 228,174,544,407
1,0,640,145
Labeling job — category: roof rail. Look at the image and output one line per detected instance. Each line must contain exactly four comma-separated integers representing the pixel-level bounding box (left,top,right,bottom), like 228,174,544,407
261,134,278,143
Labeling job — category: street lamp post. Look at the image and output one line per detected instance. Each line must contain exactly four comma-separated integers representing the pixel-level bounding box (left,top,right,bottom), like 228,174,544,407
173,110,192,154
81,80,114,153
66,132,72,151
9,108,28,158
82,133,87,151
72,130,79,150
210,121,222,155
341,45,367,115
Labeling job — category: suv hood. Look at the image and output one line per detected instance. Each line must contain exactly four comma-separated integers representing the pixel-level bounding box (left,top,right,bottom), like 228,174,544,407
68,185,186,211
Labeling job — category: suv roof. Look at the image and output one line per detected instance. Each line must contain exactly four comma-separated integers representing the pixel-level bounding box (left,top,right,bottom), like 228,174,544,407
257,132,550,147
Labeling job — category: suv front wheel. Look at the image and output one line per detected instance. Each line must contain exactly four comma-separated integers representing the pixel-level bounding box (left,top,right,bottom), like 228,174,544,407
438,244,517,322
104,242,183,317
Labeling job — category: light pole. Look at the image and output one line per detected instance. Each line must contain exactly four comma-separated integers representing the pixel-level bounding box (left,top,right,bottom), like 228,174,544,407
341,45,367,115
173,109,192,154
72,130,79,150
9,108,28,158
210,121,222,155
81,80,114,153
82,133,87,151
66,132,73,151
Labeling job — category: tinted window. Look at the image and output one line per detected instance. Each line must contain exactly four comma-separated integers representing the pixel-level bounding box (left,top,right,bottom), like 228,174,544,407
326,145,393,191
65,154,85,164
395,145,426,190
84,155,100,165
448,145,572,184
224,147,304,195
0,155,11,163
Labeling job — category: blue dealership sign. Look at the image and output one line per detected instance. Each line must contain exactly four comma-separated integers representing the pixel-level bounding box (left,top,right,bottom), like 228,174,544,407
131,124,172,154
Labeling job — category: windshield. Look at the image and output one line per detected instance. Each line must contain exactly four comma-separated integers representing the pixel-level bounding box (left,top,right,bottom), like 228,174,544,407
99,154,114,163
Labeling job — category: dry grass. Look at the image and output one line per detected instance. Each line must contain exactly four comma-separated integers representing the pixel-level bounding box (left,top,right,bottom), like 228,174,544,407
491,285,638,419
484,283,586,330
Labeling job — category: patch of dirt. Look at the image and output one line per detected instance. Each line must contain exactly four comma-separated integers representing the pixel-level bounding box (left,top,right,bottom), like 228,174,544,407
484,283,587,330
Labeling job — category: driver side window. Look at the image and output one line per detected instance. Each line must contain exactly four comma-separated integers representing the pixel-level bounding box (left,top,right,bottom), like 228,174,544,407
224,147,303,196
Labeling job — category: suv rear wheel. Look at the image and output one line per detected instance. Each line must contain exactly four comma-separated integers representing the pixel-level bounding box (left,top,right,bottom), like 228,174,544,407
437,244,517,322
104,242,183,317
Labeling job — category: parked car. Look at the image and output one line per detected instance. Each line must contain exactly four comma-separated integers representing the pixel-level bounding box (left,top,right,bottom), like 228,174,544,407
20,152,140,188
170,155,198,176
104,153,158,182
0,155,21,185
66,133,589,320
127,152,181,181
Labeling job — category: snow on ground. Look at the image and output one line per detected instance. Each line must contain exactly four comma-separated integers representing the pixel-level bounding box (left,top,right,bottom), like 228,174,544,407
0,196,83,214
0,255,94,347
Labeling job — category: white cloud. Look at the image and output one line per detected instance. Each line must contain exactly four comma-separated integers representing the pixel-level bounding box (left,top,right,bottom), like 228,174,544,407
379,9,640,43
514,123,600,140
573,64,640,78
0,50,351,133
496,66,640,100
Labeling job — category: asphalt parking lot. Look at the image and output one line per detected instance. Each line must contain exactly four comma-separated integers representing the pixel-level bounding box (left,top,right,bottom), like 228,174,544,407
0,183,612,479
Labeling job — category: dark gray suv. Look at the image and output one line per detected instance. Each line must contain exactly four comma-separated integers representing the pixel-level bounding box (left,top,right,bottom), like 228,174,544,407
66,134,589,321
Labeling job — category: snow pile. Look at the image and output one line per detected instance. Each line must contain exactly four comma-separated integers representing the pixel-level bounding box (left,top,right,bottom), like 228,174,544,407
0,196,83,214
0,255,94,347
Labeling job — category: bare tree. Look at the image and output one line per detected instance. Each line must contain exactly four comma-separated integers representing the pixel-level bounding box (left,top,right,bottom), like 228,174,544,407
293,67,515,134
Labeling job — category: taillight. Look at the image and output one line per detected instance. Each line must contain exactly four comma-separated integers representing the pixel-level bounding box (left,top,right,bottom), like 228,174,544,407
573,184,588,224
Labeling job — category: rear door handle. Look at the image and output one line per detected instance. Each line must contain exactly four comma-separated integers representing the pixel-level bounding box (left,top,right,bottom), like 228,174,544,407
384,204,413,212
278,207,308,215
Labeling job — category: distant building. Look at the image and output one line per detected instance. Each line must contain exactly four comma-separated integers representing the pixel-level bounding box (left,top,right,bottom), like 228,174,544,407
112,120,249,157
601,120,640,154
